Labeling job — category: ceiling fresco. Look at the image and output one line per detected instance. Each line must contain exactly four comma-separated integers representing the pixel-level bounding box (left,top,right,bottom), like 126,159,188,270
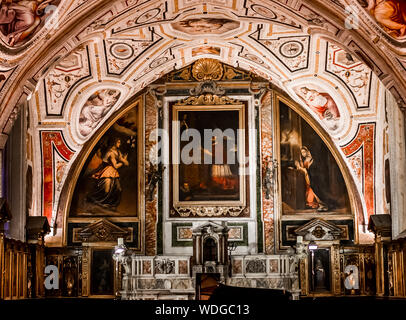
358,0,406,40
0,1,405,135
0,0,62,48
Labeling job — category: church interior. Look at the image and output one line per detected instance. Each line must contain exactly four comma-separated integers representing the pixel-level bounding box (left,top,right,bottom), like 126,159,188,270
1,0,406,303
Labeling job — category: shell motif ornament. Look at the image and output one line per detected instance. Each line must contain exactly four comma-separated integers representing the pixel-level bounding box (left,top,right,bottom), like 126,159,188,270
192,58,223,81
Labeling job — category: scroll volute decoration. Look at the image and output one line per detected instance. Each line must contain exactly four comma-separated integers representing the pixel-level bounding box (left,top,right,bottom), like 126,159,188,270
146,163,165,202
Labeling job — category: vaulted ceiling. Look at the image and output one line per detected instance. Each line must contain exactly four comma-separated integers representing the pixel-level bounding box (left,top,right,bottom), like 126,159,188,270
0,0,405,146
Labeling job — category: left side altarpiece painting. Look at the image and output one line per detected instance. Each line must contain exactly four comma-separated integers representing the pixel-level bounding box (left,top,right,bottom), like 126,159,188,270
70,106,138,217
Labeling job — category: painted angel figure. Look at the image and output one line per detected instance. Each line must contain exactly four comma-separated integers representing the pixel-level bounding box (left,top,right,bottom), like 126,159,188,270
0,0,56,46
365,0,406,38
86,137,129,210
298,87,340,121
79,90,120,137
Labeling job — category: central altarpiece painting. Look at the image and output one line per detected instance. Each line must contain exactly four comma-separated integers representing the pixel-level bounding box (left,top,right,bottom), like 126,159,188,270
173,106,245,205
170,99,249,218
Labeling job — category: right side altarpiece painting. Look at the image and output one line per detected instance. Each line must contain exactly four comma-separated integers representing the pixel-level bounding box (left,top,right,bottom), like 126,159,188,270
278,101,351,216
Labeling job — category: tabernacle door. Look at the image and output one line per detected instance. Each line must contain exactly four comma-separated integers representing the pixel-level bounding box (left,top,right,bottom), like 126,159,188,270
309,248,331,294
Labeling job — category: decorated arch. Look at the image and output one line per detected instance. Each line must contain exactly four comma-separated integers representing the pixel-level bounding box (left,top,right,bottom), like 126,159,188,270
1,0,406,300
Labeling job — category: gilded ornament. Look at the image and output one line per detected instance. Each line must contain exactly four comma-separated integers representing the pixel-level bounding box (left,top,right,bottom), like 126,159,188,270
192,58,223,81
171,206,248,217
175,94,240,106
224,67,238,80
179,68,191,80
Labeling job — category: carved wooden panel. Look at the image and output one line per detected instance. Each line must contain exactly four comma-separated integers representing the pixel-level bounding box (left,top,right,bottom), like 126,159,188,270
82,246,89,297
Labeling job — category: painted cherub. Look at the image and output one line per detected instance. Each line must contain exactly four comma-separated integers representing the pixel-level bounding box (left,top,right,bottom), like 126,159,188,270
0,0,56,46
79,90,120,136
298,87,340,121
366,0,406,38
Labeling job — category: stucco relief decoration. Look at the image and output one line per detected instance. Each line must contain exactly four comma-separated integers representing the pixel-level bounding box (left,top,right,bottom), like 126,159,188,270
297,4,340,35
172,206,248,217
341,123,376,223
192,58,223,81
244,64,273,82
106,40,147,74
78,89,121,137
0,66,15,90
111,4,167,34
3,105,19,132
326,44,372,109
71,0,96,12
248,3,300,28
311,226,326,239
104,28,162,75
239,50,266,68
359,0,406,39
176,94,239,106
44,46,91,116
132,46,175,85
82,11,114,36
171,17,240,35
0,0,60,47
0,71,6,82
250,29,310,73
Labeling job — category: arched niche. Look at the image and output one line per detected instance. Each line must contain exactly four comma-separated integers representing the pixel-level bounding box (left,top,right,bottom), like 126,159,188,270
57,94,144,249
273,92,362,247
203,237,218,263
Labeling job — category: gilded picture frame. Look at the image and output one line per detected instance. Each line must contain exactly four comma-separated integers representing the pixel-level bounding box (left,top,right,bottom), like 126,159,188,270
171,103,247,216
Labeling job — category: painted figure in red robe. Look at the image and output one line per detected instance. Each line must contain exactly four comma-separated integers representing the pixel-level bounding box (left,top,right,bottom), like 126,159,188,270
299,87,340,121
366,0,406,38
295,146,328,211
